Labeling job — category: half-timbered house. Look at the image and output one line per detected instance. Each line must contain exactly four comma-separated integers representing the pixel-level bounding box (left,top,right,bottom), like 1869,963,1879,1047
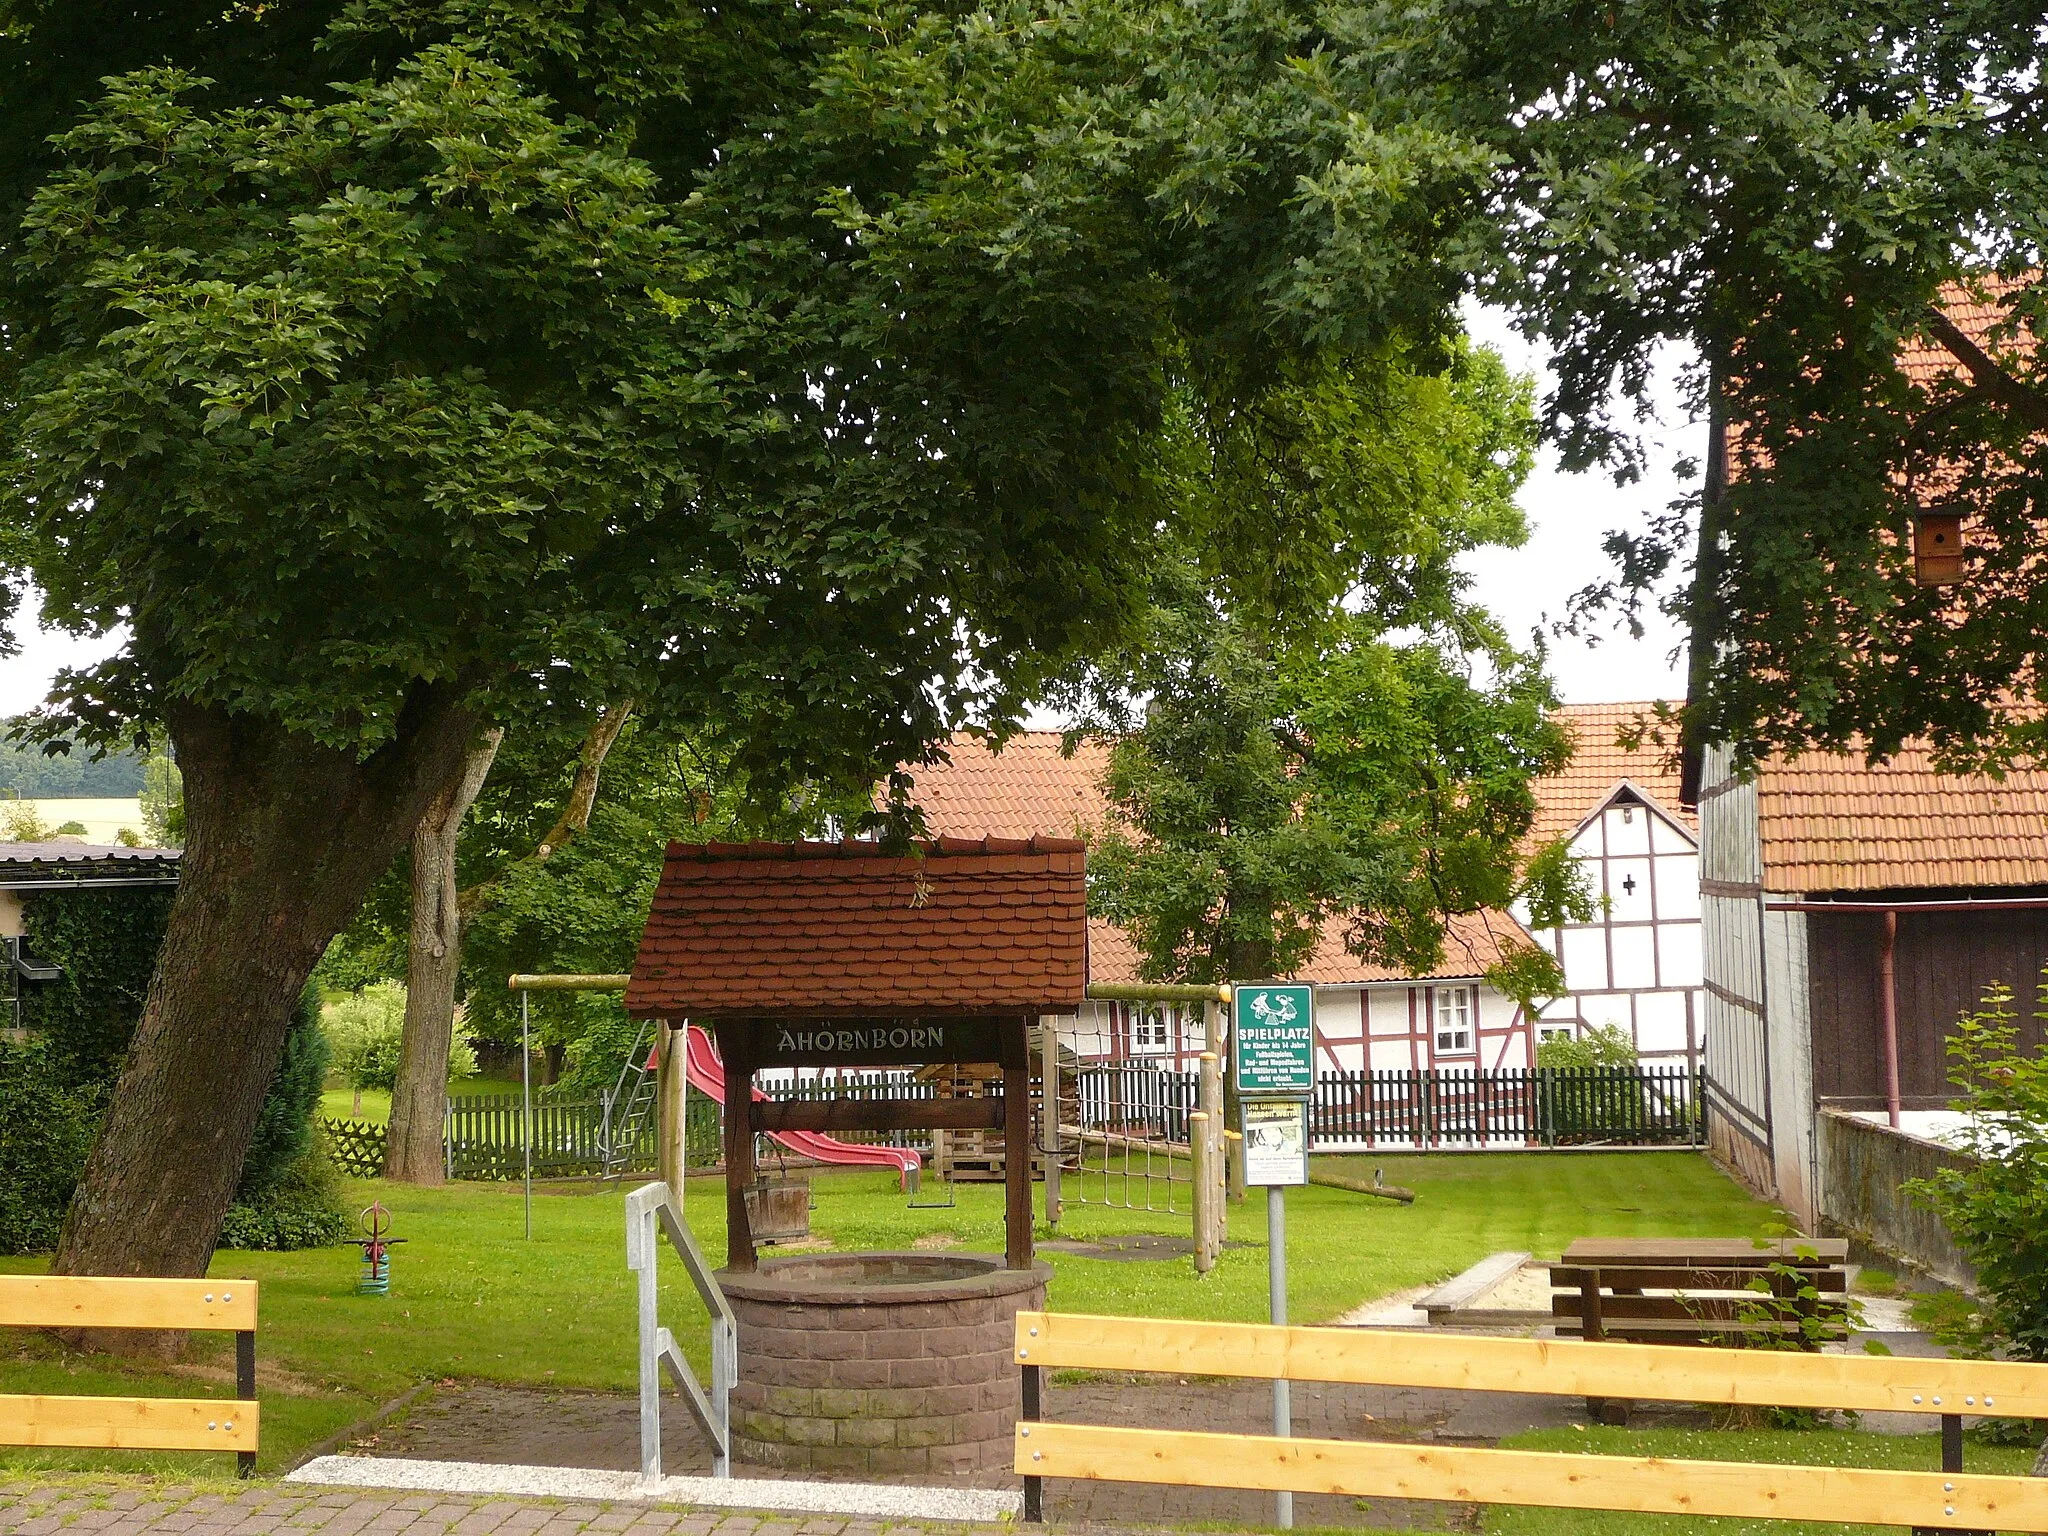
1518,703,1705,1069
899,733,1541,1074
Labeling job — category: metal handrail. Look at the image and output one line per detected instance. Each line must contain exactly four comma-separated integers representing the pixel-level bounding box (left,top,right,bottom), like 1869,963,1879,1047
624,1181,736,1483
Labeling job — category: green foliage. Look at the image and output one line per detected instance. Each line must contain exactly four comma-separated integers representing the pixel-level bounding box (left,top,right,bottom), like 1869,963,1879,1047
238,983,329,1203
0,798,51,841
1905,975,2048,1363
219,1136,353,1252
138,749,182,849
0,725,145,797
1537,1024,1639,1071
1412,0,2047,771
0,1035,103,1254
1058,340,1577,985
323,983,476,1093
17,886,174,1087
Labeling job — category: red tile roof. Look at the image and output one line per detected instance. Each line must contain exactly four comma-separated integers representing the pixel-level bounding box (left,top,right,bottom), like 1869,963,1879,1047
626,837,1087,1018
1085,907,1531,986
1754,747,2048,894
901,734,1537,986
1530,702,1696,849
897,733,1113,841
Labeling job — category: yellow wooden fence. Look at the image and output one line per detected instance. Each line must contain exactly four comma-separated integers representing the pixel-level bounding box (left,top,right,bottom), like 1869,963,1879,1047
1,1276,260,1474
1013,1311,2048,1531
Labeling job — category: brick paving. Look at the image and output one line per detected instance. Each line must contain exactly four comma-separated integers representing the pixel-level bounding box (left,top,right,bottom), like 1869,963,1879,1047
0,1483,1268,1536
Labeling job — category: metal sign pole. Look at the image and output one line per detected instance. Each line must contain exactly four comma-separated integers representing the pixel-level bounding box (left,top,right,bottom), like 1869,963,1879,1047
1232,980,1312,1532
1269,1181,1291,1529
521,988,533,1240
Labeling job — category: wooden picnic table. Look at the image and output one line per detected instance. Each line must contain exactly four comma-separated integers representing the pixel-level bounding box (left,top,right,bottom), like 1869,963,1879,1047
1546,1238,1853,1419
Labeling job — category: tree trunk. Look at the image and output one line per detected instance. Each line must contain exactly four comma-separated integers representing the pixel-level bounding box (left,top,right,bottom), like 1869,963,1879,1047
385,729,502,1183
54,688,481,1340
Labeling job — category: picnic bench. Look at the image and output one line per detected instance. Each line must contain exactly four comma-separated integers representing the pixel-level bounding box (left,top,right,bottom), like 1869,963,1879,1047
1014,1311,2029,1533
1549,1236,1851,1344
0,1275,259,1475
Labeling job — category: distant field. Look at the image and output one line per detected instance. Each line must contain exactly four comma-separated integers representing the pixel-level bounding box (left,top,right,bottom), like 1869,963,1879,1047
2,796,148,843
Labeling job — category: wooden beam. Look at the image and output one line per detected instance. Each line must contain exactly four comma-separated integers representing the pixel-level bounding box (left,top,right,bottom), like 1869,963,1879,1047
1011,1312,2048,1418
753,1098,1005,1133
1547,1266,1848,1292
718,1024,755,1273
1013,1422,2048,1530
1004,1017,1033,1271
0,1277,257,1333
0,1395,258,1453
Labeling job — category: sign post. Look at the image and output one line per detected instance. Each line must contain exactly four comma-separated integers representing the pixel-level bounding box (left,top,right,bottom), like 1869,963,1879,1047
1232,983,1313,1531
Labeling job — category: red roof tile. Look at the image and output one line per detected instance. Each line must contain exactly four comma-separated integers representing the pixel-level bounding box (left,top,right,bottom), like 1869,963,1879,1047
1530,702,1696,849
626,837,1087,1018
901,734,1537,985
1753,747,2048,894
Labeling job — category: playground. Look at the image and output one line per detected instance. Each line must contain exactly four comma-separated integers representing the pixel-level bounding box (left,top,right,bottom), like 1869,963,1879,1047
9,841,2040,1535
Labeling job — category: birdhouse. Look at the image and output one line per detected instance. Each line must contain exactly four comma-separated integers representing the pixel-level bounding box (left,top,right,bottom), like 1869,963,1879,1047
1914,508,1967,586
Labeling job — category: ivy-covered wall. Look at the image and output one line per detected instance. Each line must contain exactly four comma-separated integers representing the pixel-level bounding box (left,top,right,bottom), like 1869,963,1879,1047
18,885,175,1087
2,882,347,1252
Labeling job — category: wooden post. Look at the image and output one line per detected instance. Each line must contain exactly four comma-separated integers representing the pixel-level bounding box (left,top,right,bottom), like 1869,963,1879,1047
718,1023,756,1273
1198,1045,1224,1259
1042,1018,1062,1228
1190,1111,1214,1273
657,1020,685,1195
1003,1016,1035,1270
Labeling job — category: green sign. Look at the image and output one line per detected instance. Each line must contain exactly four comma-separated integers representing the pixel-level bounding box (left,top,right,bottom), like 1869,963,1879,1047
1233,983,1314,1095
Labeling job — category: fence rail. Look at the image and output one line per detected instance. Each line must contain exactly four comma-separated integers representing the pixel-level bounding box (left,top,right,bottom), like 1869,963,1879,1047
320,1063,1699,1183
1310,1064,1701,1148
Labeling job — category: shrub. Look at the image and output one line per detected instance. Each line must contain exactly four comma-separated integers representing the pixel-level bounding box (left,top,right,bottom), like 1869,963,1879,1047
1906,975,2048,1363
0,1035,104,1254
1537,1022,1639,1070
239,982,328,1201
323,981,477,1092
219,1134,353,1251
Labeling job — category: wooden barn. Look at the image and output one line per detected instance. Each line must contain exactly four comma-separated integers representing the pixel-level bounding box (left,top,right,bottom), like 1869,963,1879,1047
1694,739,2048,1230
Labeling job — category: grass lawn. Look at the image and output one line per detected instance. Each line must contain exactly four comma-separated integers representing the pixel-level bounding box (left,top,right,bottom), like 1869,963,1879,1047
4,1150,1781,1489
1485,1426,2041,1535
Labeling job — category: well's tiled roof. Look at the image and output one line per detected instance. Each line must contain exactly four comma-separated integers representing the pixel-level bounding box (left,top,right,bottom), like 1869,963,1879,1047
626,837,1087,1018
1085,906,1533,987
1756,747,2048,894
902,734,1534,987
896,733,1112,841
1529,703,1696,848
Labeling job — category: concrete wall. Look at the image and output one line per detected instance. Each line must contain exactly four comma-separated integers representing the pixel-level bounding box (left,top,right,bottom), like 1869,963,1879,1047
1816,1108,1976,1289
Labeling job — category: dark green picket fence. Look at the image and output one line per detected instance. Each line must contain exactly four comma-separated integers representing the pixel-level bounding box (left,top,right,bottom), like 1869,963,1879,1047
1308,1064,1702,1148
317,1062,1699,1182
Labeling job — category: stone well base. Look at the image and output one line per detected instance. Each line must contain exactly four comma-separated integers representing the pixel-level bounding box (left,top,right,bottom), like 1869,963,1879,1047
720,1252,1050,1477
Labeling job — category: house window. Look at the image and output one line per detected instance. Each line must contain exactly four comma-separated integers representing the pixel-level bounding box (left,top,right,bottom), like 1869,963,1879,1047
1434,988,1475,1055
1132,1007,1172,1054
1539,1025,1574,1045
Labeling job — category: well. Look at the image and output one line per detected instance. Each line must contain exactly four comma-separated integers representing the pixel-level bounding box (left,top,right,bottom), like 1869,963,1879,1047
722,1251,1051,1476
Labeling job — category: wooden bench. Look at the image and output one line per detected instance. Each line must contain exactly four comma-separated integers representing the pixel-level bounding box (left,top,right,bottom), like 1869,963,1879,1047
1549,1237,1851,1345
1,1276,259,1475
1013,1310,2043,1533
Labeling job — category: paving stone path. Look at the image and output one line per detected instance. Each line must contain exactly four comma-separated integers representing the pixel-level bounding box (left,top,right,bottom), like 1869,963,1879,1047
0,1483,1028,1536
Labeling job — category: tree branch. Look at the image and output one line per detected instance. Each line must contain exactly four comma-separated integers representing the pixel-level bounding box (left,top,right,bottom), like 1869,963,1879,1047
457,700,634,919
1924,305,2048,434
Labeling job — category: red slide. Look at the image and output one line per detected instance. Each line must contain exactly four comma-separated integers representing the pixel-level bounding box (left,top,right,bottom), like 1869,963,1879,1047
679,1025,923,1189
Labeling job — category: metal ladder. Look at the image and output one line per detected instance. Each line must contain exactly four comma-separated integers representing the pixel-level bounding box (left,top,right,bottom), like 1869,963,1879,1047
601,1018,660,1181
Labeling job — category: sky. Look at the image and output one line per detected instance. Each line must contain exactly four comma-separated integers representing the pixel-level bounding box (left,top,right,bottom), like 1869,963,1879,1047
1458,305,1700,708
0,310,1702,721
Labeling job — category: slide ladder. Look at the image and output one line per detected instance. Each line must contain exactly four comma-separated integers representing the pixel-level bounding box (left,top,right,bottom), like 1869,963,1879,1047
681,1025,922,1190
